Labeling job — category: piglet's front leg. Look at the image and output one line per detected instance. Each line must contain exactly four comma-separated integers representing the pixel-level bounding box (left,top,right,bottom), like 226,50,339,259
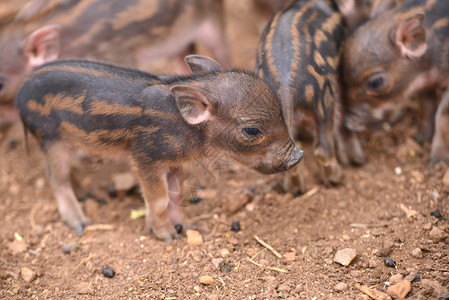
414,89,439,145
132,162,179,242
314,107,342,185
334,124,366,166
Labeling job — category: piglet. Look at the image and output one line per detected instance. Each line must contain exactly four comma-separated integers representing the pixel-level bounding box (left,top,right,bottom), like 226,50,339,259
16,55,303,241
256,0,367,193
0,0,229,125
342,0,449,163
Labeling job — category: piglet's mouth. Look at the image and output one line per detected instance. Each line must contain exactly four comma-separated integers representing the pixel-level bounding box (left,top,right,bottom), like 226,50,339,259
252,148,304,174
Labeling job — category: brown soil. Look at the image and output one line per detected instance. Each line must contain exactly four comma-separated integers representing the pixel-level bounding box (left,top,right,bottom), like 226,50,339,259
0,1,448,299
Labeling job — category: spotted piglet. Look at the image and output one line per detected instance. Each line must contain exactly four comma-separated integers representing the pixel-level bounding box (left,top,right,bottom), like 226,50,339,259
256,0,367,193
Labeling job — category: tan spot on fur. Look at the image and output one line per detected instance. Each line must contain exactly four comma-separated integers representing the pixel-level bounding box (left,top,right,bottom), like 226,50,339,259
27,93,85,116
314,29,327,49
289,4,310,81
394,7,427,21
111,0,160,31
33,65,113,79
307,65,325,89
90,99,143,116
265,13,282,84
426,0,437,9
314,51,326,67
326,55,338,70
59,121,159,156
432,17,449,30
321,12,341,34
305,84,314,102
143,107,181,121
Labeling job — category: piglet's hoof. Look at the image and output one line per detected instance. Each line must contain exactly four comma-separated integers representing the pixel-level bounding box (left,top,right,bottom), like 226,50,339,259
151,225,180,242
66,221,88,235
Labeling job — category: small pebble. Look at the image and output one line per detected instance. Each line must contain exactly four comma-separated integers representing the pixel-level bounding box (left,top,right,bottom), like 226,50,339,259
277,284,290,292
174,224,183,234
334,282,348,292
106,185,118,198
441,292,449,299
429,227,448,241
334,248,356,266
423,223,432,230
102,267,115,278
387,280,411,299
21,267,36,283
432,190,440,200
199,275,214,285
430,210,441,218
421,279,446,296
61,245,72,254
405,272,420,282
193,285,202,294
231,221,241,232
284,252,296,262
411,248,423,258
96,198,107,205
186,230,203,246
389,274,403,285
383,257,396,268
189,197,202,204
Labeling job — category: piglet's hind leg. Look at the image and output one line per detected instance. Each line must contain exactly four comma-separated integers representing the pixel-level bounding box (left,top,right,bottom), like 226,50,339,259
167,167,196,233
45,141,88,234
430,91,449,165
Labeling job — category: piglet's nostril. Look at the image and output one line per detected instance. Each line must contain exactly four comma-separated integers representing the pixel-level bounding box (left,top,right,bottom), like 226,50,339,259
285,147,304,170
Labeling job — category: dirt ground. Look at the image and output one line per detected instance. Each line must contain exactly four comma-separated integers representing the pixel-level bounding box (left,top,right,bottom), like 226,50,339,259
0,1,448,299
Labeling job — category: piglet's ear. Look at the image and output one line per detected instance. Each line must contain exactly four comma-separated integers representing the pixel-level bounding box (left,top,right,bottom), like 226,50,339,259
185,55,223,74
23,25,61,70
171,85,212,125
394,13,427,59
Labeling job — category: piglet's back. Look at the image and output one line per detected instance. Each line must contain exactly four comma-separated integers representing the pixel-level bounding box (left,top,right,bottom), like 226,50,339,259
16,60,174,151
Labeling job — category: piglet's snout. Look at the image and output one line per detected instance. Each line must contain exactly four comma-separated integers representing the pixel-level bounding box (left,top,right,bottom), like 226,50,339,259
285,146,304,170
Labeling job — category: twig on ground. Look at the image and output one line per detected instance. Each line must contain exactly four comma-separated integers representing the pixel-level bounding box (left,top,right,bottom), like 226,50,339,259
218,277,226,287
355,284,376,299
247,258,288,273
293,187,318,202
250,248,267,260
84,224,115,232
75,252,94,269
254,235,282,259
265,266,288,273
350,223,389,228
248,258,264,267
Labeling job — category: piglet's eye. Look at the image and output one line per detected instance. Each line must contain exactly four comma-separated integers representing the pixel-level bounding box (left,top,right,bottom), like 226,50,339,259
243,127,261,137
367,76,384,90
